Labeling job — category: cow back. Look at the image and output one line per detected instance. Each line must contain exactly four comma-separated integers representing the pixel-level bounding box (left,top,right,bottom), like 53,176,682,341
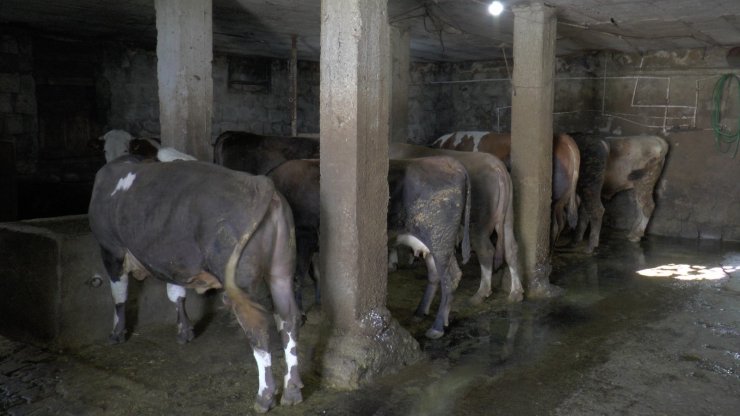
214,131,320,175
89,159,276,282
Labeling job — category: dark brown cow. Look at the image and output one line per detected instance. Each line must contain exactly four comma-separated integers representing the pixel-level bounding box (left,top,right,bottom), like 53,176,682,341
570,133,610,253
89,157,303,413
431,131,580,247
214,131,320,173
389,143,524,304
602,135,669,242
233,154,472,339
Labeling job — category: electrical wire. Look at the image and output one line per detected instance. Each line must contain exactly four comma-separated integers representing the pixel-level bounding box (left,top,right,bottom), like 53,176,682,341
711,74,740,158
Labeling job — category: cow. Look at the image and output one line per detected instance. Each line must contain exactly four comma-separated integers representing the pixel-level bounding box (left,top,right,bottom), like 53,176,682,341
601,135,669,242
569,133,610,253
214,131,320,173
212,132,521,305
431,131,580,248
389,143,524,305
235,155,471,339
88,158,303,413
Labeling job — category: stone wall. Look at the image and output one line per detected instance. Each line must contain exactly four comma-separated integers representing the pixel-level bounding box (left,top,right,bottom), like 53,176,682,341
0,31,37,176
101,47,321,141
407,54,600,143
594,48,740,242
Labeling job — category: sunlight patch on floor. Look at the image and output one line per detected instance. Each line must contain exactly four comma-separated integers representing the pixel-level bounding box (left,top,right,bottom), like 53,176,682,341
637,263,739,281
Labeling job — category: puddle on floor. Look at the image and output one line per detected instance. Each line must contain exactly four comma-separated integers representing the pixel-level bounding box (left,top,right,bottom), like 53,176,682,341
2,231,739,415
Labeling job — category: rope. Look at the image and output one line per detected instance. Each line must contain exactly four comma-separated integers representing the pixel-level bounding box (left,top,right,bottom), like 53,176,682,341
711,73,740,158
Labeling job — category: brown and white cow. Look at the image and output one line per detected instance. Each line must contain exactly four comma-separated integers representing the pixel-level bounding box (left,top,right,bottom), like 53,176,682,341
88,157,303,413
389,143,524,304
268,157,471,339
431,131,580,247
602,135,669,242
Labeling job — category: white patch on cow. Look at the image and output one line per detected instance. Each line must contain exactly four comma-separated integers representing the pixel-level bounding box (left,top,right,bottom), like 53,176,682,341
432,132,454,147
110,172,136,196
396,234,430,259
388,248,399,270
468,131,488,151
275,315,286,332
283,331,298,388
253,348,272,396
101,129,133,162
157,147,197,162
111,273,129,304
166,283,186,303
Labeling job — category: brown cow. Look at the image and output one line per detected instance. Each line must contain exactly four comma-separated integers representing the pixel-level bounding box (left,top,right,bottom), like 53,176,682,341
602,135,669,242
431,131,580,247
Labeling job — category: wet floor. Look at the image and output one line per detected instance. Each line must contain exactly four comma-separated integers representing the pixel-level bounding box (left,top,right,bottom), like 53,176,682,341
2,231,740,415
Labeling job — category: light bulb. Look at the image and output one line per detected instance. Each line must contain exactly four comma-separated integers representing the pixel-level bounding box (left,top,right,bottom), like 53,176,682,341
488,1,504,16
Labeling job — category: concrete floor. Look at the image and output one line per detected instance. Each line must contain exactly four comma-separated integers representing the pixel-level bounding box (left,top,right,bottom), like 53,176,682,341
1,231,739,415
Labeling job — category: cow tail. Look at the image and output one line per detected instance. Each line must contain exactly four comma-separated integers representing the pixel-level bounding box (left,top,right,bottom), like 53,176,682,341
213,132,227,165
460,169,472,265
223,191,275,326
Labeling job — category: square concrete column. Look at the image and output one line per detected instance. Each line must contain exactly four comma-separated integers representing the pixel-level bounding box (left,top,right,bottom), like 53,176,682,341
319,0,419,389
155,0,213,161
511,3,559,298
390,26,410,143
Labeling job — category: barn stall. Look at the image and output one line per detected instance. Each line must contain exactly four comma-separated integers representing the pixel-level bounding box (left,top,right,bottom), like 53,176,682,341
1,0,739,415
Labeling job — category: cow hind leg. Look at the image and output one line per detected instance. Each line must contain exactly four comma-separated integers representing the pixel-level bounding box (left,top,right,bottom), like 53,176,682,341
570,202,590,246
267,196,303,408
426,255,459,340
101,249,128,344
587,202,605,253
270,278,303,408
166,283,194,344
628,186,655,242
414,253,439,322
502,214,524,303
470,233,495,305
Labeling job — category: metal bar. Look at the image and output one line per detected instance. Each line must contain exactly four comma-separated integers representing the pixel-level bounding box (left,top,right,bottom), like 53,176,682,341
289,34,298,137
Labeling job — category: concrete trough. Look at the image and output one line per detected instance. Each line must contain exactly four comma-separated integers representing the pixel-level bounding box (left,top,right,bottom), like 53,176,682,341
0,215,216,349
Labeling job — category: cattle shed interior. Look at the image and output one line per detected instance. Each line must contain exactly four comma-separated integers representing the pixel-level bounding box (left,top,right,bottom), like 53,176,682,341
1,1,740,415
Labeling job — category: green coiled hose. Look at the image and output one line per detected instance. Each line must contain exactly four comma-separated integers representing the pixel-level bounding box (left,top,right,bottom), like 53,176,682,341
711,73,740,158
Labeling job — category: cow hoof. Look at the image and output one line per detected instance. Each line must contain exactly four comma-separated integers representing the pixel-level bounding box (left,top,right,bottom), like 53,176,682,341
280,385,303,406
506,290,524,303
469,292,489,306
108,331,127,345
177,327,194,344
425,328,444,340
627,235,642,243
253,395,276,414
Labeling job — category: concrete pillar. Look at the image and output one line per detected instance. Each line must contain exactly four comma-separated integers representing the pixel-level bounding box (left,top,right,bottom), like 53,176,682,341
319,0,420,389
155,0,213,161
389,26,410,143
510,3,558,298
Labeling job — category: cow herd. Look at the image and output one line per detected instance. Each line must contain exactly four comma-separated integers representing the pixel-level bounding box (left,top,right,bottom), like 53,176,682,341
88,129,669,412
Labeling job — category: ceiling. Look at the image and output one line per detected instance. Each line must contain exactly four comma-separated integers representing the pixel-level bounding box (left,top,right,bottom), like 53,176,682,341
2,0,740,61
